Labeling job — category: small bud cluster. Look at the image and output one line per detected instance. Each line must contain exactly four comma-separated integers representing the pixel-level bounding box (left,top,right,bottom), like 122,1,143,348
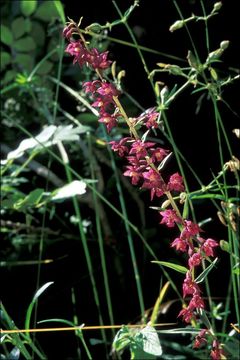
63,20,225,360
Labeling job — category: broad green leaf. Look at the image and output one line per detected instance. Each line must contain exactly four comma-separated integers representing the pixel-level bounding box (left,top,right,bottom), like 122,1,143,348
14,36,36,52
25,282,54,333
24,18,32,33
11,17,25,39
2,70,17,85
112,326,131,352
0,25,13,45
21,0,37,16
51,181,87,201
195,258,218,284
14,53,34,72
152,261,188,274
36,60,53,75
34,1,60,21
0,52,11,70
53,0,66,23
31,21,45,46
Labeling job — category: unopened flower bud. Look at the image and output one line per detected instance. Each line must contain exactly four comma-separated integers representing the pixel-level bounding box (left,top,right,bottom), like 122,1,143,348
169,20,184,32
212,2,222,13
220,40,229,50
85,22,102,34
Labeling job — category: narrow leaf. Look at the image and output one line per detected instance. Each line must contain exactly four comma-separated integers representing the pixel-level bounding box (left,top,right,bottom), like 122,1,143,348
195,258,218,284
53,1,66,23
152,261,188,274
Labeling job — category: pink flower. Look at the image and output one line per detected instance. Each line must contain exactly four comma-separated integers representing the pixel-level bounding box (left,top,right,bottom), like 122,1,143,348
109,137,131,157
83,80,101,94
181,220,202,240
123,166,143,185
86,48,112,69
142,169,166,200
171,237,188,252
178,307,195,323
193,329,208,348
182,271,201,298
98,113,118,132
188,251,202,269
63,23,75,40
96,82,120,98
189,294,205,310
160,209,181,228
201,238,218,257
167,172,185,192
129,140,155,159
144,108,159,128
150,147,169,163
210,340,225,360
65,40,88,67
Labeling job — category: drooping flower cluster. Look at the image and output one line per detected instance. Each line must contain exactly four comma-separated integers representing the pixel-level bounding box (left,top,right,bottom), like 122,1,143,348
63,20,224,360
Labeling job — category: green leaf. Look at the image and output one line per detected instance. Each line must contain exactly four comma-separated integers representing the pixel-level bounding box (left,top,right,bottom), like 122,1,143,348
25,282,54,335
11,17,26,39
34,1,60,22
195,258,218,284
53,0,66,23
14,36,36,52
151,261,188,274
36,60,53,75
113,326,132,352
31,21,45,46
2,70,17,85
14,188,44,210
21,0,37,17
14,53,34,72
233,268,240,276
0,25,13,46
24,18,32,33
0,52,11,70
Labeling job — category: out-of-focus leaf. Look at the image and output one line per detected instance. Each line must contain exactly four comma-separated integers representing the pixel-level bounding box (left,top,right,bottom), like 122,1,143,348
14,188,44,211
112,326,131,352
14,53,34,72
36,60,53,75
152,261,188,274
31,21,45,46
2,70,17,85
0,52,11,70
51,181,87,201
14,36,36,52
34,2,60,21
9,347,20,360
11,17,26,39
21,0,37,17
0,25,13,45
53,0,66,23
24,18,32,33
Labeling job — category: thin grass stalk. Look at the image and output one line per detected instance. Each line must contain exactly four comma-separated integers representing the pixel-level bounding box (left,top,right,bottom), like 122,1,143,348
87,133,115,338
57,142,108,348
104,129,146,320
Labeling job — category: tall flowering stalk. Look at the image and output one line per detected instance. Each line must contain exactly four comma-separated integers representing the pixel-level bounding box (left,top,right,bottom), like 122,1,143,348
63,19,226,359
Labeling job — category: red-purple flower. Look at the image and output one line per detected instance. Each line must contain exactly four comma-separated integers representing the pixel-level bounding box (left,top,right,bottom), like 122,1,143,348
171,237,188,252
182,271,201,298
65,40,88,67
181,220,202,240
98,112,118,132
189,294,205,310
160,209,181,228
193,329,208,348
129,140,155,160
109,137,131,157
178,307,195,323
201,238,218,257
150,147,169,163
123,166,143,185
210,340,225,360
96,82,120,98
188,251,202,269
167,172,185,192
83,80,101,94
142,168,166,200
86,48,112,69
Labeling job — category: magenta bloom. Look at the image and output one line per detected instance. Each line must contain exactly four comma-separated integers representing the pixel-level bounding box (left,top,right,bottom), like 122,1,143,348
109,137,130,157
87,48,112,69
193,329,208,348
144,108,159,128
181,220,202,240
123,166,143,185
167,172,185,192
171,237,188,252
129,140,155,159
189,294,205,310
98,113,118,132
210,340,225,360
201,238,218,257
150,147,169,163
97,82,120,98
178,307,195,323
188,251,202,269
182,271,201,298
83,80,101,94
62,23,75,40
160,209,181,228
142,169,166,200
65,40,88,67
